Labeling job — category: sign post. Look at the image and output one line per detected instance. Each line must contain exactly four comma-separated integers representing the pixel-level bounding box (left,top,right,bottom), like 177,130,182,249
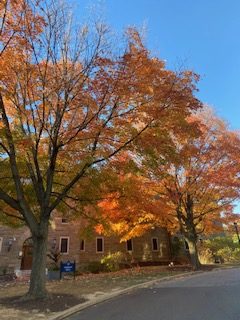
60,260,76,280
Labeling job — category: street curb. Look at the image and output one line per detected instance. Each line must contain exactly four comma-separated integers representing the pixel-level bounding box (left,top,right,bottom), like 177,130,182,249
48,270,203,320
49,266,238,320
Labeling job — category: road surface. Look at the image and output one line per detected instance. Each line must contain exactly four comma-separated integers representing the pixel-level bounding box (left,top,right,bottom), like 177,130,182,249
67,267,240,320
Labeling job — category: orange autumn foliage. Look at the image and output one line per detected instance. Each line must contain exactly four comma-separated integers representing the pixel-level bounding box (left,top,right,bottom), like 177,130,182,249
0,0,205,296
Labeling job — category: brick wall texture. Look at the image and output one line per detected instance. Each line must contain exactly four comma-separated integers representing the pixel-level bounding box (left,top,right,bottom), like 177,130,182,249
0,216,171,272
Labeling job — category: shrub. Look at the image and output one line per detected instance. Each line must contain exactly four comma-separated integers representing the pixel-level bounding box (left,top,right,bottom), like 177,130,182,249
198,247,214,264
86,261,106,273
0,267,7,275
101,252,126,272
47,248,61,270
171,237,183,258
201,236,240,263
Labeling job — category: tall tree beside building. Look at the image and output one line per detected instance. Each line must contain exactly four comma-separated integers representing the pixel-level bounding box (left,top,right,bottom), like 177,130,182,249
0,1,201,298
135,110,240,269
99,110,240,270
161,111,240,269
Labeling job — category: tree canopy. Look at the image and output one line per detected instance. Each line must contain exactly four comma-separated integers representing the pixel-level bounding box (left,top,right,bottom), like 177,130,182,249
0,0,204,297
98,109,240,269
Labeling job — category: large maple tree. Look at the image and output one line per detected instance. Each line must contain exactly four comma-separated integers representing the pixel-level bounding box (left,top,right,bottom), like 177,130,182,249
0,0,202,298
115,109,240,270
163,111,240,269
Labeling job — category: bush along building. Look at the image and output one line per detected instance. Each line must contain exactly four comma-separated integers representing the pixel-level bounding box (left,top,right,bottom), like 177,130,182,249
0,216,175,276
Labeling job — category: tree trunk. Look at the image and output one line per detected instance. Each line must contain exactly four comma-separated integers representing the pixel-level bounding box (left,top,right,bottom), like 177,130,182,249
26,223,49,299
185,237,201,270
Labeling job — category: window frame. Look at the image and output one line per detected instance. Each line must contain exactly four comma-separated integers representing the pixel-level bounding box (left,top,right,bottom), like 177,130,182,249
126,239,133,252
96,237,104,253
59,236,70,254
80,239,85,252
152,237,159,252
0,237,3,253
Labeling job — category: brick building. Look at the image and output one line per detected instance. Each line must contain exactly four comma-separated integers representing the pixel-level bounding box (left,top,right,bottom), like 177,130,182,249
0,216,172,274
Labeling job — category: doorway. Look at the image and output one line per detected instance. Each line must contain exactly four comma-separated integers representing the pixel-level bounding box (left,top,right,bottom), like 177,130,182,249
20,237,33,270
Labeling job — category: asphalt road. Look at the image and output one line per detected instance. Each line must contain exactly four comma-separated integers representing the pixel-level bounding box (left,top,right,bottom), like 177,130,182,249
67,268,240,320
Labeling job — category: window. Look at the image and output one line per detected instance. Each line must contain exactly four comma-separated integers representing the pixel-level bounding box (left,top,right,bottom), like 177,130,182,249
152,238,159,251
126,239,133,252
60,237,69,254
61,218,68,224
80,239,85,251
96,237,104,253
0,237,3,253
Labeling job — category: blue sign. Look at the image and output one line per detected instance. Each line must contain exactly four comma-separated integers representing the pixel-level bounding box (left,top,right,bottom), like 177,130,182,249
60,261,76,272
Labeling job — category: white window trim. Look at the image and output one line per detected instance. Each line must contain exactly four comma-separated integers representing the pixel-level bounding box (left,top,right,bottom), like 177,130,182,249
152,237,159,251
59,236,70,254
0,237,3,253
126,239,133,252
96,237,104,253
80,239,85,252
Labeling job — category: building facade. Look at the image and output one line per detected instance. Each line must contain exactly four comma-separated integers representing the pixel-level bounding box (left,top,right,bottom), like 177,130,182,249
0,216,172,274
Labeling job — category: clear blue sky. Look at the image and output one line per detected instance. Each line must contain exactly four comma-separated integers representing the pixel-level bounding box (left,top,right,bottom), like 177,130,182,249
73,0,240,129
